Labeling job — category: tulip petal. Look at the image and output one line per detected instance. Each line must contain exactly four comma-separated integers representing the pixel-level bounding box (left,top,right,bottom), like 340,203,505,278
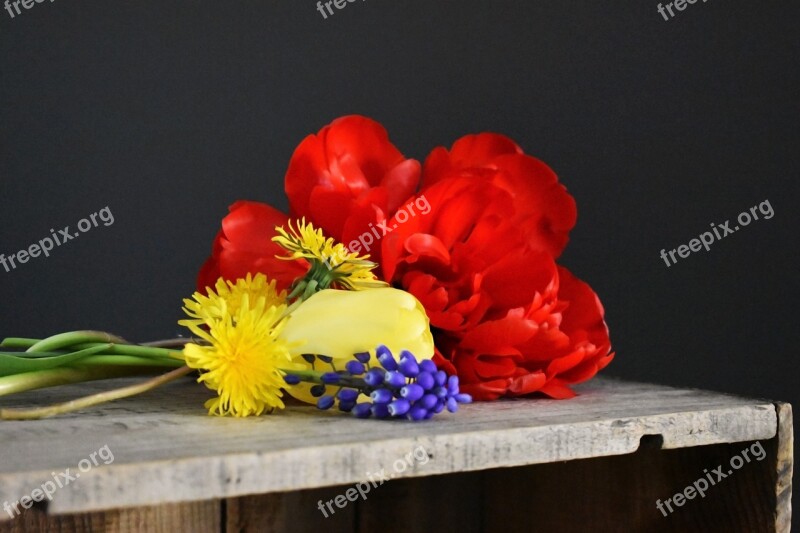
508,371,547,395
538,378,577,399
422,133,523,188
280,288,434,362
459,379,510,401
460,309,537,354
197,201,306,293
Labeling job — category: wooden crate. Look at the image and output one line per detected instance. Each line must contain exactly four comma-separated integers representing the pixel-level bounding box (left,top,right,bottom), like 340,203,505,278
0,378,792,532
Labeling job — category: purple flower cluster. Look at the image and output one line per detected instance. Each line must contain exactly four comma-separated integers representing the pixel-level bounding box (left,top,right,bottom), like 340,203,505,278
288,345,471,421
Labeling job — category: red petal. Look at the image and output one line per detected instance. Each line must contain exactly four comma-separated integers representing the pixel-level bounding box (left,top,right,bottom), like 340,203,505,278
508,371,547,395
538,379,577,399
490,154,577,257
460,309,537,354
198,201,306,292
545,349,586,378
285,134,329,217
560,351,615,384
285,115,420,247
432,348,457,375
459,380,510,401
482,250,558,311
557,266,612,353
422,133,522,187
323,116,409,186
220,201,287,252
404,234,451,265
383,159,421,212
472,355,517,379
447,133,522,163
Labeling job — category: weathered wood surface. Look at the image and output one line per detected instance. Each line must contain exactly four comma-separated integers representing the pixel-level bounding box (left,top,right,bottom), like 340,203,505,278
227,438,785,533
774,402,793,532
0,377,782,519
1,437,789,533
0,501,219,533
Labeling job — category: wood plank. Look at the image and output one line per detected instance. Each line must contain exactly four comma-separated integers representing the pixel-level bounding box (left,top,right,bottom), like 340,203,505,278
226,488,355,533
773,402,792,533
353,470,485,533
0,501,219,533
228,432,789,533
482,439,779,532
0,377,780,517
226,472,486,533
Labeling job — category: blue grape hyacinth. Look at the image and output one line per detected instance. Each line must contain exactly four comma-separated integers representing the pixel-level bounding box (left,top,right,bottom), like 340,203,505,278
283,345,472,421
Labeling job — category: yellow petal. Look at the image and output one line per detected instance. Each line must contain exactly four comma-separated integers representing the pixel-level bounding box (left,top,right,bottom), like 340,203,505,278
281,288,433,360
280,288,434,404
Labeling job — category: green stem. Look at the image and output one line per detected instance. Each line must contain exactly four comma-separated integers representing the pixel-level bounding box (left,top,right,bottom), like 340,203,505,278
0,351,61,359
283,368,366,388
302,279,320,300
0,365,172,397
0,366,194,420
0,338,39,350
0,344,112,377
286,280,307,301
2,337,186,362
281,297,304,319
283,369,324,382
76,355,185,368
27,331,129,353
72,343,186,361
142,338,195,348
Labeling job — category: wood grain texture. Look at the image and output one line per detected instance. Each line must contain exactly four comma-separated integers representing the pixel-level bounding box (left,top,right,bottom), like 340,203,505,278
226,436,788,533
226,471,486,533
773,402,793,533
225,488,356,533
482,440,780,533
0,377,782,519
0,501,219,533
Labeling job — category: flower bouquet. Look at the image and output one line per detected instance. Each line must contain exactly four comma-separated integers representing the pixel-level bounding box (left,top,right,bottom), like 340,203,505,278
0,115,613,421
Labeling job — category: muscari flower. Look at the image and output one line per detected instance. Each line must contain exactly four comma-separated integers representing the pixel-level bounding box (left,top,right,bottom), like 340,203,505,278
297,345,472,421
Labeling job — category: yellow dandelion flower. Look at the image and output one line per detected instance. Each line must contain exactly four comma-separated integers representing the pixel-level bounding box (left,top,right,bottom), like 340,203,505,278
272,217,331,261
181,273,286,329
181,279,300,417
272,218,387,293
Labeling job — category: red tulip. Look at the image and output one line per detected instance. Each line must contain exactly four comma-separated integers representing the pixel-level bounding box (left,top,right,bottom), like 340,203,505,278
197,201,306,293
382,134,612,399
284,115,420,265
422,132,577,258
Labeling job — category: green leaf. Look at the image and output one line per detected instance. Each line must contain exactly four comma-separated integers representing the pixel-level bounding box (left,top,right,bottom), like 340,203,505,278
0,344,112,377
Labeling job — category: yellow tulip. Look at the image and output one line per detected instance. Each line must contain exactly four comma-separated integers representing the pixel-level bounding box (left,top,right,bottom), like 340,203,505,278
279,287,434,404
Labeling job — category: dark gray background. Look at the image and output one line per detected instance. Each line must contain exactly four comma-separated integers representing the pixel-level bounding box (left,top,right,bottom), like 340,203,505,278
1,0,797,527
